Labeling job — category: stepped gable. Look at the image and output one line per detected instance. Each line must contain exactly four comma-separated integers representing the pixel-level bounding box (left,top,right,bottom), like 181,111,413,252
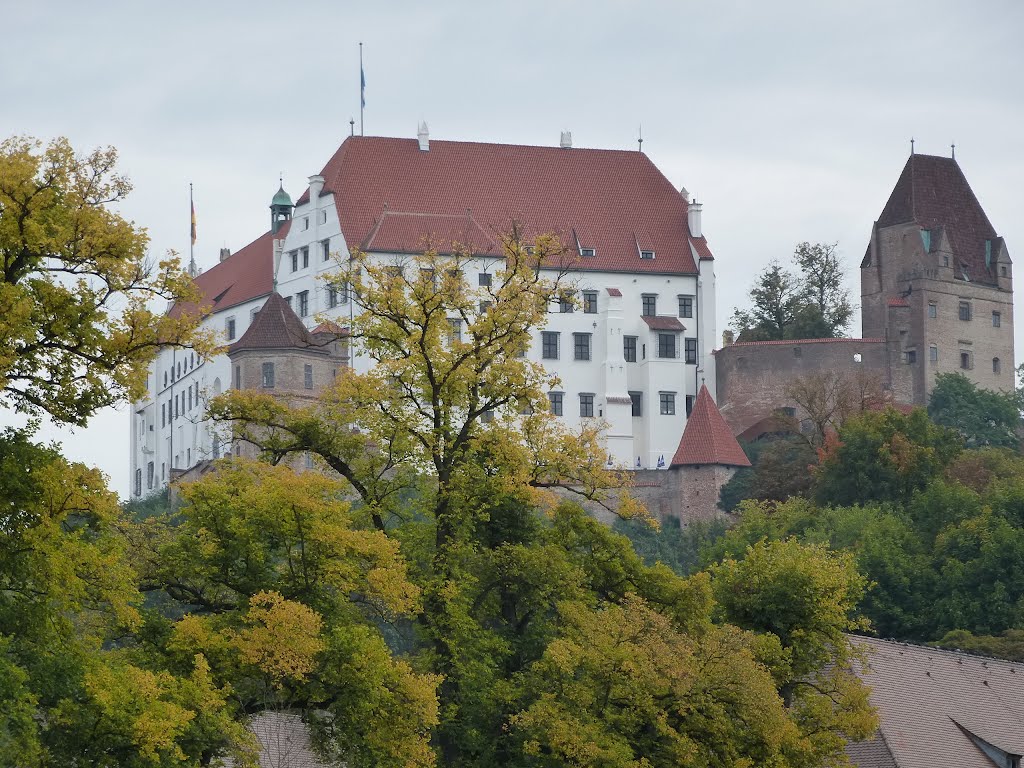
228,292,322,354
671,384,750,467
298,136,707,274
169,222,288,319
846,635,1024,768
877,153,1000,285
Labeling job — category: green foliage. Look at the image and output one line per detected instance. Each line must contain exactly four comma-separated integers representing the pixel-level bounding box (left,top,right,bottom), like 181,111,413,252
931,629,1024,661
927,372,1020,449
731,242,852,341
813,407,962,506
719,435,816,512
0,136,207,426
612,515,728,574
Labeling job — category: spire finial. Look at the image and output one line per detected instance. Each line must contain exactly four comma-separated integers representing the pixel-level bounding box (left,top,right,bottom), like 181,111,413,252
910,137,915,155
638,124,643,153
951,142,956,160
279,172,283,188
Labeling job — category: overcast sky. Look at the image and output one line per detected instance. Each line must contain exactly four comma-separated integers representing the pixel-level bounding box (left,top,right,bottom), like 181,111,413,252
3,0,1022,496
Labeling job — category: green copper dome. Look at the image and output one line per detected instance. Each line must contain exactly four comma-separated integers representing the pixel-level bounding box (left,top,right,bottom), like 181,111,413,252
271,185,293,208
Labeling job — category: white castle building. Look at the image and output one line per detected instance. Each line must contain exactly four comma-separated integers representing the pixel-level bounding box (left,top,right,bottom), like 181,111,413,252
130,127,721,497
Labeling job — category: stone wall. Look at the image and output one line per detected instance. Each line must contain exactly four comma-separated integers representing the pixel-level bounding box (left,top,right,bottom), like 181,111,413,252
714,338,909,437
625,466,734,524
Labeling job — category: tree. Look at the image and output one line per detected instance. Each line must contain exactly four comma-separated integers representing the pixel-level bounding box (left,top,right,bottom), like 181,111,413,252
785,368,886,447
0,428,252,767
730,261,806,341
207,231,875,766
813,407,962,506
731,242,852,342
927,372,1020,449
0,136,204,425
718,435,817,512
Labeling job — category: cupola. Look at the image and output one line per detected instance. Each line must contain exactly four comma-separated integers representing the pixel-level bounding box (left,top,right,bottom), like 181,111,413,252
270,183,294,234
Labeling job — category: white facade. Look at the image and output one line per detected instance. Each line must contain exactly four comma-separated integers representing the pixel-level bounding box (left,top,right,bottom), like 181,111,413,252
131,173,718,496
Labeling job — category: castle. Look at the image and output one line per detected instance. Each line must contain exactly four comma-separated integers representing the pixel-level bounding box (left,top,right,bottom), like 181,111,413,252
130,137,1012,520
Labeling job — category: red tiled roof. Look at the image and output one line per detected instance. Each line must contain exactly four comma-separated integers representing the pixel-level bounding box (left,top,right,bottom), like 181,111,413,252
169,223,288,319
671,385,750,467
877,153,1000,286
714,337,886,352
691,236,714,261
302,136,707,274
228,292,323,354
362,210,497,254
886,297,910,307
606,287,623,297
642,316,686,331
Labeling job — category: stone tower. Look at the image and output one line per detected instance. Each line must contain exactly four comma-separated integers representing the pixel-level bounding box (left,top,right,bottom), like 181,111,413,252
861,153,1013,404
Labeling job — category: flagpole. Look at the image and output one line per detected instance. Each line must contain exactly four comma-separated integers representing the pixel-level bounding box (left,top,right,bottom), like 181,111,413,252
188,183,197,276
359,42,364,136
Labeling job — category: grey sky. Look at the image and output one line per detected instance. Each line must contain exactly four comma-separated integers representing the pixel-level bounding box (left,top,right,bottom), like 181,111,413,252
3,0,1022,496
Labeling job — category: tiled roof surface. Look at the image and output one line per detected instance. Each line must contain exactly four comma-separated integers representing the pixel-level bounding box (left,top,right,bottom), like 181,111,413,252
606,287,623,297
362,210,498,254
224,712,330,768
846,635,1024,768
671,384,750,467
886,297,910,307
877,154,1000,286
642,315,686,331
228,292,322,354
845,732,899,768
691,236,714,261
714,337,886,351
169,223,286,320
304,136,706,274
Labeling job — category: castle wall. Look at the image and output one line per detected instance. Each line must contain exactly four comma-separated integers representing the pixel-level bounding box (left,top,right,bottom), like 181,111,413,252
626,466,735,524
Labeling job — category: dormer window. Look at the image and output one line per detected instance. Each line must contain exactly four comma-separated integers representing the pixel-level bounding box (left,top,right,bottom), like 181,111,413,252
580,247,596,258
640,250,655,260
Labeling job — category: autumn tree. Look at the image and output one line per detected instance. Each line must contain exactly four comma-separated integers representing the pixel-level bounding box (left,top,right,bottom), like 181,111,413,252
786,368,886,446
731,242,852,342
0,136,204,425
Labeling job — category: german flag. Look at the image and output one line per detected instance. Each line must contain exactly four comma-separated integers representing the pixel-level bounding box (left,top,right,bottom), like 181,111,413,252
190,200,197,245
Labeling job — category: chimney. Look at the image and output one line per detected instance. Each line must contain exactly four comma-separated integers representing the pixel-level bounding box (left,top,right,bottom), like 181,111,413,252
679,186,690,202
722,329,734,347
417,121,429,151
308,174,325,200
688,198,703,239
219,247,231,263
560,130,572,149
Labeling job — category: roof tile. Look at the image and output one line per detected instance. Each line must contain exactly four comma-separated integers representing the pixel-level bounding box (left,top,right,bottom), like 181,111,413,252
307,136,708,274
671,385,750,467
642,316,686,331
228,292,323,354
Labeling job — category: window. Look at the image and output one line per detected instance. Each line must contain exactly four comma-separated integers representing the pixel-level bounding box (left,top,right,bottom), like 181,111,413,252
685,395,694,417
303,217,309,230
658,333,677,358
678,295,694,318
304,364,314,390
290,251,299,271
559,293,574,313
448,318,462,344
685,338,698,364
318,209,327,224
188,388,193,410
583,290,598,314
234,365,241,390
992,311,1001,327
624,335,637,362
659,392,676,415
164,371,167,387
573,332,592,361
629,391,642,417
993,357,1001,374
480,410,494,424
322,239,331,261
297,290,309,317
641,294,657,316
959,301,972,321
212,436,221,459
905,350,917,364
478,273,492,287
580,247,596,258
147,462,154,490
161,403,166,427
928,302,937,318
421,268,437,290
943,255,950,267
548,392,564,416
930,345,938,363
301,247,309,268
174,396,178,419
579,393,595,417
640,250,655,260
1001,266,1007,277
135,468,142,497
305,451,315,468
479,300,492,314
542,331,560,360
338,281,349,304
186,448,191,467
328,286,338,308
960,351,972,370
262,362,275,388
284,296,292,308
